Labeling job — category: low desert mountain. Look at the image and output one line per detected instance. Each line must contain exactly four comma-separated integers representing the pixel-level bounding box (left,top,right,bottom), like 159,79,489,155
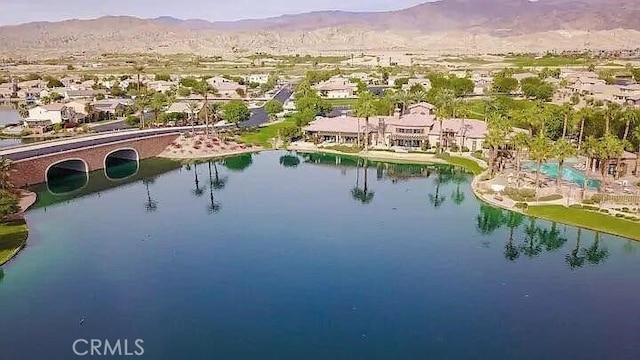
1,0,639,58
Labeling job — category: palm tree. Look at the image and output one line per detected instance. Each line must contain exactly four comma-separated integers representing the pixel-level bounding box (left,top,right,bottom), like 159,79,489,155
504,212,524,261
632,125,640,175
553,139,577,188
186,101,200,134
133,64,145,95
603,102,621,135
17,103,29,119
393,90,412,115
84,103,95,123
193,81,218,136
560,103,574,140
576,107,593,151
510,131,530,182
485,114,509,176
621,107,639,142
206,161,221,214
596,134,624,184
565,228,586,269
434,89,456,153
353,91,377,150
204,102,222,132
142,178,158,213
529,133,553,193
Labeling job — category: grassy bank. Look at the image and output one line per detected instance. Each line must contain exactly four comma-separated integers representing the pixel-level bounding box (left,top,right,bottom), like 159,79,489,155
0,220,29,265
239,119,296,147
526,205,640,241
436,154,485,175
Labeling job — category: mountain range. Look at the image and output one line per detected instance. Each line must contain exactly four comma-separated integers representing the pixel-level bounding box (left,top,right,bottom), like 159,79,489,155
1,0,639,58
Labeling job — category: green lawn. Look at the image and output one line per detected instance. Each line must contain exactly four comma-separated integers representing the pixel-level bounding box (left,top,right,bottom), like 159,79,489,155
526,205,640,241
0,220,28,265
506,56,590,67
239,119,296,148
437,154,486,175
327,98,358,106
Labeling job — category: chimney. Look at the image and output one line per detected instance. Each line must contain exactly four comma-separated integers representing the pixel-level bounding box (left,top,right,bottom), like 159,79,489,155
393,108,401,119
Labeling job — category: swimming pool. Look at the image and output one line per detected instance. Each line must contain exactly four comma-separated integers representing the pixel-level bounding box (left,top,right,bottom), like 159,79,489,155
522,162,601,189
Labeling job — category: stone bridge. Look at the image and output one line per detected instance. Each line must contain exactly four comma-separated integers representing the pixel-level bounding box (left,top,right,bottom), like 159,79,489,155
0,129,181,188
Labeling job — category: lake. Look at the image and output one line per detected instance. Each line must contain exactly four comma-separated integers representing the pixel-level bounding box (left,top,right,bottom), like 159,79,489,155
0,151,639,360
0,106,21,126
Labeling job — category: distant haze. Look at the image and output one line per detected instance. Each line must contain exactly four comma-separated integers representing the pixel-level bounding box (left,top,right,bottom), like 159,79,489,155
0,0,431,25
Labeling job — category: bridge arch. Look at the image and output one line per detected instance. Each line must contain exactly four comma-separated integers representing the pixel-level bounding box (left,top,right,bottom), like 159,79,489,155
45,158,89,194
104,148,140,181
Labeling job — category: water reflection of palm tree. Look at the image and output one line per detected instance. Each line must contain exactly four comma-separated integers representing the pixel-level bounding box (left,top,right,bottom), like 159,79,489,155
565,228,586,269
210,160,227,190
538,223,567,252
143,178,158,212
583,232,609,265
504,211,523,261
521,218,542,258
451,169,468,206
351,159,374,204
429,169,448,208
191,162,205,197
207,161,221,214
476,204,504,236
279,153,301,168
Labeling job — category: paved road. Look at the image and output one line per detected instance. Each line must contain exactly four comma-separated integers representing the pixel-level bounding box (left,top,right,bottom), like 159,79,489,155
91,119,131,132
0,128,184,161
238,85,293,129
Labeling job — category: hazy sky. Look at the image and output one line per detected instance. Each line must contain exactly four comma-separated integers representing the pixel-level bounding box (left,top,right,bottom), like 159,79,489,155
0,0,432,25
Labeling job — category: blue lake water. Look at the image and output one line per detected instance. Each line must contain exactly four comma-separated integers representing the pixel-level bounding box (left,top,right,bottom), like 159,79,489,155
0,151,639,359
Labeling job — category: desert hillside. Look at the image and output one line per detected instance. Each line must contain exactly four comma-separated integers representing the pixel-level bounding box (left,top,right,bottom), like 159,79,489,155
1,0,639,58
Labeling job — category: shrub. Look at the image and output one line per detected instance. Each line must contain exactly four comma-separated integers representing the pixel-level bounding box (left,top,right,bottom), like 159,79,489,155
538,194,563,202
20,128,33,136
461,146,470,153
514,202,529,210
583,205,598,211
0,190,20,218
504,187,536,202
569,204,582,209
599,209,609,214
615,214,624,218
449,144,460,152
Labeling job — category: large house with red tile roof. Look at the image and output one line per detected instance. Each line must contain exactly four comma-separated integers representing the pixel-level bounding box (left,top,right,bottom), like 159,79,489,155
304,102,491,151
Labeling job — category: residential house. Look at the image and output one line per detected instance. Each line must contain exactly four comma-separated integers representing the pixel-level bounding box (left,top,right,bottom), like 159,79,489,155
91,99,131,118
65,89,105,100
402,77,432,92
0,82,17,98
245,74,269,84
166,101,203,115
24,103,77,131
215,81,247,98
304,102,491,151
147,80,175,93
314,78,356,99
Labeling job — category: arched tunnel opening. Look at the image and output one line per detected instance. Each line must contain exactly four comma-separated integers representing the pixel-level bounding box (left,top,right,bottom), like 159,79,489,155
46,159,89,194
104,148,139,180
